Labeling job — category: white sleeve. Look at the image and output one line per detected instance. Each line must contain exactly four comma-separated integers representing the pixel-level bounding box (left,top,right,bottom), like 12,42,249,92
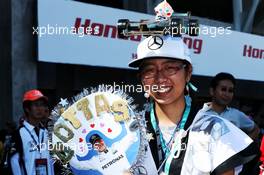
210,116,253,172
49,158,55,175
180,114,255,175
10,153,22,175
141,145,158,175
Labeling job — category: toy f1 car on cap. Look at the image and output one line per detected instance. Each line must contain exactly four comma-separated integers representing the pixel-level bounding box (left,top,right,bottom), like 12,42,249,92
117,12,199,38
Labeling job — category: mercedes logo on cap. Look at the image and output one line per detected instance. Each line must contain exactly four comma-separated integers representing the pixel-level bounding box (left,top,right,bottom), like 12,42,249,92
147,36,163,50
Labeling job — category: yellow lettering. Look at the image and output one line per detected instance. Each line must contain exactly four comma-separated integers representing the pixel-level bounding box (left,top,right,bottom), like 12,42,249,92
52,142,74,164
76,98,92,121
111,99,130,122
54,124,74,143
95,94,110,116
62,107,81,129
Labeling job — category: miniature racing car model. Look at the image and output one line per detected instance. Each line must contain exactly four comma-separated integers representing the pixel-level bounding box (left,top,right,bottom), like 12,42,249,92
117,12,199,38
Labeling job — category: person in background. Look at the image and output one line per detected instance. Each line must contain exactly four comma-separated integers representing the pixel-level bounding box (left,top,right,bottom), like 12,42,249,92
0,129,6,173
201,72,260,139
0,121,17,174
259,135,264,175
10,89,54,175
200,72,260,175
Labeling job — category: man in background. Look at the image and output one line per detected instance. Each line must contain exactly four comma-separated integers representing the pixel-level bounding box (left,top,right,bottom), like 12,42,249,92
10,89,54,175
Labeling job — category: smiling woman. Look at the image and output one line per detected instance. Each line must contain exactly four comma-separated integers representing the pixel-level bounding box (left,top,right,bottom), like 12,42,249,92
139,59,190,110
128,35,258,175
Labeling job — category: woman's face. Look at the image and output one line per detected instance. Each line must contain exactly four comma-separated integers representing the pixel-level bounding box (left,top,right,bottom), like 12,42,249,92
210,79,234,107
140,58,192,105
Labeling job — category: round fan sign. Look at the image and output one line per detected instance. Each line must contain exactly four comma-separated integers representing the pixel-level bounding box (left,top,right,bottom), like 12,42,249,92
51,91,143,175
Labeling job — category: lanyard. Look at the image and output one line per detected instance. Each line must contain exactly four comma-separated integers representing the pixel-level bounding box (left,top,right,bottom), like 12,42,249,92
150,96,191,174
23,125,45,153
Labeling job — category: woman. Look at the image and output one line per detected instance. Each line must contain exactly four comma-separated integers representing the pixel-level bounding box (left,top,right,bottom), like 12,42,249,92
128,36,257,175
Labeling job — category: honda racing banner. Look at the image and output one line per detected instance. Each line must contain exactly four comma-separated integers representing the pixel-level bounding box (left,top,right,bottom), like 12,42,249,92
37,0,264,82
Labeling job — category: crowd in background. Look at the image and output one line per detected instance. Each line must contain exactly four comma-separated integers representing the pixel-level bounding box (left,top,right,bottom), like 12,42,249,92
0,72,263,175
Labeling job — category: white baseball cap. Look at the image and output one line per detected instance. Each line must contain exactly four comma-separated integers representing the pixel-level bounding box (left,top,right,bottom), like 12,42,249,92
128,36,191,68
